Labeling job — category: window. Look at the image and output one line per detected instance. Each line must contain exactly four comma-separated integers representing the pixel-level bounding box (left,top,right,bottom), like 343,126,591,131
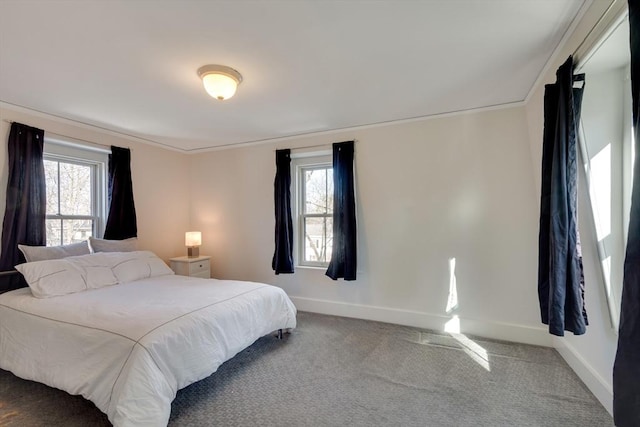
577,14,631,329
293,154,333,267
44,140,108,246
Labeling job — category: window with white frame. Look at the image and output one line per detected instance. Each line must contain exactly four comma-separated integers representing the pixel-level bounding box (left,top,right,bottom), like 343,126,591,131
577,14,632,329
43,140,108,246
293,154,333,267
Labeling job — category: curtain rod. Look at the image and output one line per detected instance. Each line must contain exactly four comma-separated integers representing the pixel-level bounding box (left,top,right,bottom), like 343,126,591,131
0,270,18,277
276,140,357,152
3,119,112,152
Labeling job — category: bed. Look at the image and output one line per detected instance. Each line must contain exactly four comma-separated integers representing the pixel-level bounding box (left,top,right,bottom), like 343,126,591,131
0,250,297,426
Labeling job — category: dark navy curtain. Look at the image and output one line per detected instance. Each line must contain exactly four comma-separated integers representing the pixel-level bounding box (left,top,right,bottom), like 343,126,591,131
613,2,640,425
537,56,587,336
104,146,137,240
326,141,357,281
0,122,46,272
272,149,294,274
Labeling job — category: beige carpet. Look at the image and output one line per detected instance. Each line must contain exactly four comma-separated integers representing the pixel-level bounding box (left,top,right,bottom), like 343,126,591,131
0,311,613,426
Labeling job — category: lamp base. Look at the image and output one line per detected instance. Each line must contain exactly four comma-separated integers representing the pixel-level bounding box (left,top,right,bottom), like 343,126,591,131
187,247,199,258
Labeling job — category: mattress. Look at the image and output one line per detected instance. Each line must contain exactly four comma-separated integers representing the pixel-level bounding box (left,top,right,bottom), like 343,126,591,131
0,274,297,426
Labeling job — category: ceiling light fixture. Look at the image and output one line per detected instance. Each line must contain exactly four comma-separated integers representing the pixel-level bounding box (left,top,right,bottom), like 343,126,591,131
197,64,243,101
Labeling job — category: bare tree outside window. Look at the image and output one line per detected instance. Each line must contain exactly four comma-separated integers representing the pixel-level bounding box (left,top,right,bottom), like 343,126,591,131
44,159,94,246
302,167,333,264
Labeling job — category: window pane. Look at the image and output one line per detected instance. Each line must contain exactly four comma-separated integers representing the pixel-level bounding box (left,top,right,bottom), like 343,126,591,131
44,160,59,215
304,216,332,263
46,219,62,246
305,168,333,214
325,216,333,261
59,163,92,215
327,172,334,214
62,219,93,245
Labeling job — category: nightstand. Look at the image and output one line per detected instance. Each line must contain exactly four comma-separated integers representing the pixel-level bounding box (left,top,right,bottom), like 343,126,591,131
169,256,211,279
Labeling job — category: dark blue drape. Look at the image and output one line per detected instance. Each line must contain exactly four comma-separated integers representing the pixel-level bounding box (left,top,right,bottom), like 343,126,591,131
613,2,640,425
0,122,45,275
104,146,137,240
272,149,294,274
537,56,588,336
326,141,356,281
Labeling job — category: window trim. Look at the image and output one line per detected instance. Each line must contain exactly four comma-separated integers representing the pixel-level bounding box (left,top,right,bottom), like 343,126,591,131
292,153,332,268
575,12,631,331
44,139,108,245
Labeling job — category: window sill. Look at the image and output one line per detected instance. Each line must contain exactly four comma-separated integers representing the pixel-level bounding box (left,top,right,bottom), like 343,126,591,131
297,265,328,271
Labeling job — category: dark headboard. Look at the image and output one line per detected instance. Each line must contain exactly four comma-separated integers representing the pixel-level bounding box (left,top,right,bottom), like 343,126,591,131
0,270,27,294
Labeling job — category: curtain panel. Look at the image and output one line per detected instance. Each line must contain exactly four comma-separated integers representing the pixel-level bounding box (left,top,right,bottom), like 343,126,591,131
326,141,357,281
104,146,137,240
272,149,294,274
537,56,588,337
613,2,640,425
0,122,46,272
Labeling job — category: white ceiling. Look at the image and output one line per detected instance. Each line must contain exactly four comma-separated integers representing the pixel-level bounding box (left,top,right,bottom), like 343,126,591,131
0,0,586,152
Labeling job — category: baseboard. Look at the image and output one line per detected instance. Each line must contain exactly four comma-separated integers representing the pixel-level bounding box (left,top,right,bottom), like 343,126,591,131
290,296,553,347
554,337,613,416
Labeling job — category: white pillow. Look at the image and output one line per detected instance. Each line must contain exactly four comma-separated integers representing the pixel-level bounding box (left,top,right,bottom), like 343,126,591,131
16,251,172,298
110,251,174,283
66,252,120,289
89,237,138,253
16,259,87,298
18,241,91,262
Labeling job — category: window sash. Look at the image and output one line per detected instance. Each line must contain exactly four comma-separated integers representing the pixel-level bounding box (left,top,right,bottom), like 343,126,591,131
300,212,332,266
292,154,332,267
46,214,98,220
45,158,95,216
45,216,97,246
301,165,333,215
43,140,108,246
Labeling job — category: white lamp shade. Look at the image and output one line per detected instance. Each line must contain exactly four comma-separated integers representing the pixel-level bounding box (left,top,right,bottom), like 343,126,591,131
185,231,202,247
202,73,238,100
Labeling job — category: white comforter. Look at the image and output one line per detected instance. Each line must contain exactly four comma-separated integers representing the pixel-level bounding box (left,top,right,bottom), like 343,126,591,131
0,275,297,426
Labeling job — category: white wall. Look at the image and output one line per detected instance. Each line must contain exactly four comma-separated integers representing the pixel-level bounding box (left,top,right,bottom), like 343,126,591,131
0,106,192,261
190,105,550,345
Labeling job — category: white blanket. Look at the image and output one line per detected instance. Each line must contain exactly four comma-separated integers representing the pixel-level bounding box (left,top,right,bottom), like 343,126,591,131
0,275,297,426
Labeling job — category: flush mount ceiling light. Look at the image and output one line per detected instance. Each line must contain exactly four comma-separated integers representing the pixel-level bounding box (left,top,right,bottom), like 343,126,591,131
197,65,243,101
